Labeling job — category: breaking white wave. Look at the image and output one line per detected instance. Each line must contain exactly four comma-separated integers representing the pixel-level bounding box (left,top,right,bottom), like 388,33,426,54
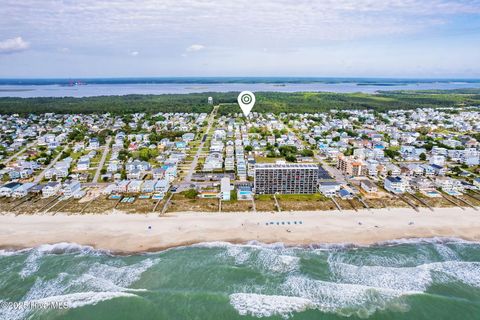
7,256,159,320
230,275,416,319
433,243,459,261
329,260,480,292
86,258,159,288
222,243,300,274
281,276,414,318
31,291,138,309
18,243,111,279
229,293,313,319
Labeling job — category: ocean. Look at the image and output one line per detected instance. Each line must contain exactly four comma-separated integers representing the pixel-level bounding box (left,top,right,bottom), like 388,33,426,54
0,78,480,97
1,238,479,320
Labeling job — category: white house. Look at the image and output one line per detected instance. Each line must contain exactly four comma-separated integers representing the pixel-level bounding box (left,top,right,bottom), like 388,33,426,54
154,179,169,193
115,180,130,193
220,177,231,201
141,180,156,193
127,180,143,193
62,180,81,198
12,182,36,198
319,182,341,197
42,181,61,198
77,159,90,171
360,180,378,193
0,182,22,197
384,176,407,194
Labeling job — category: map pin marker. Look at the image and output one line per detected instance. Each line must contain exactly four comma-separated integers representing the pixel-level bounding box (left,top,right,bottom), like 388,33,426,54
238,91,255,117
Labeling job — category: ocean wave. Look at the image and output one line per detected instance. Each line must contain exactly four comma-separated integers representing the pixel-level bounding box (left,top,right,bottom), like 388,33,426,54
374,237,480,247
8,255,159,320
229,293,313,319
281,276,414,318
230,275,415,319
31,291,138,309
329,260,480,292
221,243,299,274
17,243,111,279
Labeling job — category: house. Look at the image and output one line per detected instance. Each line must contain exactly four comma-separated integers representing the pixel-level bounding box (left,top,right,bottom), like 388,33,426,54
435,177,462,193
384,176,407,194
42,181,61,197
152,168,165,180
115,180,130,193
0,182,22,197
430,164,447,176
163,164,177,181
141,180,156,193
409,177,433,191
154,179,170,193
107,162,119,173
62,180,81,198
127,180,143,193
126,160,151,172
77,159,90,171
127,168,143,180
220,177,231,201
386,163,401,176
29,184,45,195
474,178,480,189
360,180,378,193
319,182,341,197
339,189,353,199
12,182,36,198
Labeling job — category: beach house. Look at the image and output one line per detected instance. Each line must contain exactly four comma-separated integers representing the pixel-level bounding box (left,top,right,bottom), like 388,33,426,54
12,182,36,198
42,181,61,198
0,182,22,197
384,176,407,194
62,180,81,198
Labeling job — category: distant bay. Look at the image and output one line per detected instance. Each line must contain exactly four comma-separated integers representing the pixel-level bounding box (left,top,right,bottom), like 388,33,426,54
0,77,480,97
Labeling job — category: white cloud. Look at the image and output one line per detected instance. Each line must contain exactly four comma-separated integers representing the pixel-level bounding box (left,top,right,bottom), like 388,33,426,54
3,0,476,45
0,36,29,54
130,51,139,56
186,44,205,52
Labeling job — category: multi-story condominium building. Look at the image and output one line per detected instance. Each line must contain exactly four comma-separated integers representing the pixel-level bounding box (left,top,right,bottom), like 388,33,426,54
254,163,319,194
337,155,365,177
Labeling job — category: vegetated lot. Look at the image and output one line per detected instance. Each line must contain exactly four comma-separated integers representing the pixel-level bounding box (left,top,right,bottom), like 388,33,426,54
221,200,253,212
334,198,364,211
363,196,409,209
276,194,336,211
12,197,54,214
115,197,155,214
253,195,276,212
167,194,218,212
410,192,455,208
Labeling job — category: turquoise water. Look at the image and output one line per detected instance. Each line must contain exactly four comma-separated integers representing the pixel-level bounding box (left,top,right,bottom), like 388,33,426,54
1,238,480,319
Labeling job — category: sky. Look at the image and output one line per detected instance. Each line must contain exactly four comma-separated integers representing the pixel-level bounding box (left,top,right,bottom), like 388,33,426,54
0,0,480,78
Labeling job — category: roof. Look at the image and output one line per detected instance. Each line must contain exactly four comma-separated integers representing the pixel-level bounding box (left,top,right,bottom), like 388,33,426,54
255,163,319,170
386,176,402,183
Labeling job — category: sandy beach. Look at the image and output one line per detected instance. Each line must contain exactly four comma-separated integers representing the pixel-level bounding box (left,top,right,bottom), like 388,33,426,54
0,207,479,253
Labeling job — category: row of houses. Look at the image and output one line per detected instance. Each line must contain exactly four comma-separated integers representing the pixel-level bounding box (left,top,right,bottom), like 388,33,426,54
105,178,171,194
0,180,83,198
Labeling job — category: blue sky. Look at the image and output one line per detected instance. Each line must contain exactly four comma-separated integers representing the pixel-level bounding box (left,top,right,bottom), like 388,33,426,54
0,0,479,78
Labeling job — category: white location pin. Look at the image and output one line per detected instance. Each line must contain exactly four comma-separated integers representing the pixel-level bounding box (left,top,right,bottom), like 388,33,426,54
237,91,256,117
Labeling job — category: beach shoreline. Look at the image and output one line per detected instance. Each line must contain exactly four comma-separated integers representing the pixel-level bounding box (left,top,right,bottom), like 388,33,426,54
1,207,479,254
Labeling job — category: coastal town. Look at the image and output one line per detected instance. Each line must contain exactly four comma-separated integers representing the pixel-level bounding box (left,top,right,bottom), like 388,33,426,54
0,101,479,215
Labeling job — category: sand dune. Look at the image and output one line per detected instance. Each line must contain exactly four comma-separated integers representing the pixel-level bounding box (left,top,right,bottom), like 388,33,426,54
0,207,479,253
